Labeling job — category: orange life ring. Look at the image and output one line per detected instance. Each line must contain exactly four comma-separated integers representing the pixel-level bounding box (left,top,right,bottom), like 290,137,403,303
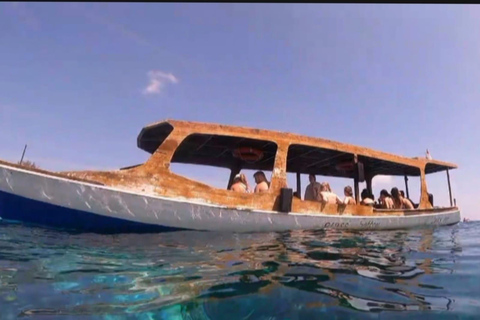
233,147,264,162
335,161,354,172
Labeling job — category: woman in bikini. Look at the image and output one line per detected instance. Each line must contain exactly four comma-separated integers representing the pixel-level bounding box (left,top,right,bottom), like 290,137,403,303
343,186,356,205
320,182,342,204
379,189,394,209
360,188,375,206
230,173,250,193
391,187,414,209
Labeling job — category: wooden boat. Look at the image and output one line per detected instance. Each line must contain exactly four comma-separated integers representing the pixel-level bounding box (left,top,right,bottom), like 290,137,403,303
0,119,460,232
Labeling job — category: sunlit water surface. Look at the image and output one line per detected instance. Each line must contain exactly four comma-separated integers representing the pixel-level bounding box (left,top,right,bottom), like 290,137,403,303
0,221,479,319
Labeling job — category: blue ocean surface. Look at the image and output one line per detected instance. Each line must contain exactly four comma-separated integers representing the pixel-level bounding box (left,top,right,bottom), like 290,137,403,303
0,221,479,319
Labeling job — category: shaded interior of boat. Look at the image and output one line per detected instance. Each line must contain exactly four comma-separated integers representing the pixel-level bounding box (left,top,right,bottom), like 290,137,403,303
15,119,457,217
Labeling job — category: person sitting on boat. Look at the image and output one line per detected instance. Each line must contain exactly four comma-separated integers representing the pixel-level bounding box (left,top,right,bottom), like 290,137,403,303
324,182,332,192
360,188,375,206
230,173,249,193
391,187,414,209
343,186,356,205
319,182,342,204
379,189,394,209
399,190,415,208
304,174,322,201
253,171,269,193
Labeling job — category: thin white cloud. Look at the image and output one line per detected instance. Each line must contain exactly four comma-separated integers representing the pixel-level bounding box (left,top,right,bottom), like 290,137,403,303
143,70,179,95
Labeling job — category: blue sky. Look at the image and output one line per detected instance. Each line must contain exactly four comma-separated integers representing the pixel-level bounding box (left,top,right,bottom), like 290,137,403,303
1,3,479,219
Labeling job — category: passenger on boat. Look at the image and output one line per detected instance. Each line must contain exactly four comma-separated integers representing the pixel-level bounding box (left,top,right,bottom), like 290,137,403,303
304,174,322,201
324,182,332,192
391,187,414,209
343,186,356,205
320,182,342,204
379,189,394,209
360,188,375,206
253,171,269,193
399,190,415,208
230,173,249,193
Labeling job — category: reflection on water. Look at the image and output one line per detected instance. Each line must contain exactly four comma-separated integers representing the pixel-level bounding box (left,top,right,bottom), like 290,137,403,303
0,221,479,319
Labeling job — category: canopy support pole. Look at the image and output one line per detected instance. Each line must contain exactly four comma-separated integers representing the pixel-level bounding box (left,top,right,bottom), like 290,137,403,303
296,172,301,199
404,175,410,199
419,169,431,209
366,176,373,196
447,169,453,206
354,155,359,203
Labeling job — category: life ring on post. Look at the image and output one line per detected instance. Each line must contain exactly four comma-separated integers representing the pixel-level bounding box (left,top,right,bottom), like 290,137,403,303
233,147,264,162
335,161,355,172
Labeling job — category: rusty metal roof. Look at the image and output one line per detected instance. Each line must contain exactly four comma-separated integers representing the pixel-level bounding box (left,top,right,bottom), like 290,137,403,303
137,120,457,177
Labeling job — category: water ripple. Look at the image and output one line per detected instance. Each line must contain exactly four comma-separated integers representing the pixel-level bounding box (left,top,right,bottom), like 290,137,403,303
0,221,479,319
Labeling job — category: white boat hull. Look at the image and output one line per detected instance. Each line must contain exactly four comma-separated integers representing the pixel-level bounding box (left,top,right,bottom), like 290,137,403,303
0,164,461,233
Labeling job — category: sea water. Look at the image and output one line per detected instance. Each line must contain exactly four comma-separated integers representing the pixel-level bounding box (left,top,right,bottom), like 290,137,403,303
0,221,479,319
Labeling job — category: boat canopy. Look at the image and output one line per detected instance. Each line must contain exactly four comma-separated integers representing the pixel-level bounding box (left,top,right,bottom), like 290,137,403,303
137,120,457,178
